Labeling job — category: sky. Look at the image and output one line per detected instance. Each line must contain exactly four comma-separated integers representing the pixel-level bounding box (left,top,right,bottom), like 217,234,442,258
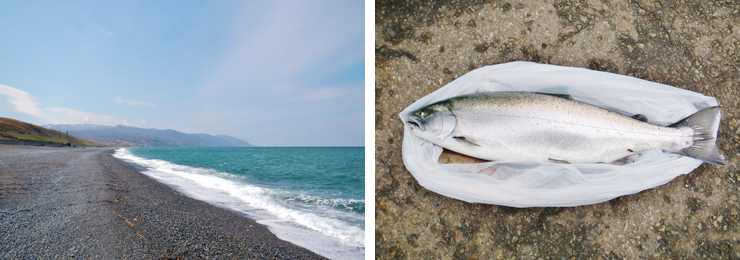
0,0,364,147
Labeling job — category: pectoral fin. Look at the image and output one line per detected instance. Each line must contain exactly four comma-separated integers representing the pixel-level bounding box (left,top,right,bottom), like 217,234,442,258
453,136,481,146
631,114,648,122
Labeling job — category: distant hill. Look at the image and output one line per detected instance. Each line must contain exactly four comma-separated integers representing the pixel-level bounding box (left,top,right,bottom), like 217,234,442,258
0,118,102,146
43,124,255,147
214,134,254,147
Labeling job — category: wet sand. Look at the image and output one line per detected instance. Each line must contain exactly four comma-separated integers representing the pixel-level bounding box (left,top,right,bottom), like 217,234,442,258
376,0,739,259
0,145,325,259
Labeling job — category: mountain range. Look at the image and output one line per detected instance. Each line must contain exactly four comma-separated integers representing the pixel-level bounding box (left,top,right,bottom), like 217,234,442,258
44,124,255,147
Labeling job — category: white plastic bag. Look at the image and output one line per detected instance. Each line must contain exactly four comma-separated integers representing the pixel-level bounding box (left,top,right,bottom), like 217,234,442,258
399,61,720,207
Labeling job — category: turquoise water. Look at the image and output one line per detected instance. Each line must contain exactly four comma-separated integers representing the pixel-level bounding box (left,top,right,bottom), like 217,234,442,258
114,147,364,259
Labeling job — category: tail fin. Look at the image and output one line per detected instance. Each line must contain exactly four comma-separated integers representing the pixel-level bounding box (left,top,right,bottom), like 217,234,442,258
670,106,726,165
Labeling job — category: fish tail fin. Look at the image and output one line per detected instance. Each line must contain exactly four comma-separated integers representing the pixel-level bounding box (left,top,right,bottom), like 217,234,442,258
670,106,726,165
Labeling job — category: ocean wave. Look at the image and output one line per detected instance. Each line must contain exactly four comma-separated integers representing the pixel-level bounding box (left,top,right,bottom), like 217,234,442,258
283,193,365,213
113,148,365,249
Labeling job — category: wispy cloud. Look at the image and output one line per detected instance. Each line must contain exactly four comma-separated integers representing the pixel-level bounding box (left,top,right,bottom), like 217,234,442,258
47,107,131,126
115,97,156,108
0,84,48,118
204,0,364,96
267,83,297,95
95,25,114,37
1,84,138,126
267,82,363,101
291,84,364,101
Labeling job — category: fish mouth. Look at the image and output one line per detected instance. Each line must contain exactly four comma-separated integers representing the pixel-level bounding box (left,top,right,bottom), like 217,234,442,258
407,118,425,131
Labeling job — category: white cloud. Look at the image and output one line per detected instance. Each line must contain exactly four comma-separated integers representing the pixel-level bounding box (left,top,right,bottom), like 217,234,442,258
115,96,156,107
0,84,48,118
47,107,131,126
0,84,137,126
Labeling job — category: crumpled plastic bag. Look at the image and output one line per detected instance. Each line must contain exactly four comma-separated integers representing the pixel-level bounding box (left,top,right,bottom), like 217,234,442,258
399,61,720,207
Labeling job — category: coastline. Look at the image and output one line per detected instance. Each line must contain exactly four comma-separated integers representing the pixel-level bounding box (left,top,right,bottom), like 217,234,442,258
0,145,326,259
113,147,365,259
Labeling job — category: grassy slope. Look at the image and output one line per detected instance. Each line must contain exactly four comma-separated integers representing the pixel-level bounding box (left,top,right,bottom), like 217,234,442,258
0,118,102,146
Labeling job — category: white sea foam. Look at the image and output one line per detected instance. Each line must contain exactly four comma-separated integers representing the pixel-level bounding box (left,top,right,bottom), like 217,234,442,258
113,148,364,260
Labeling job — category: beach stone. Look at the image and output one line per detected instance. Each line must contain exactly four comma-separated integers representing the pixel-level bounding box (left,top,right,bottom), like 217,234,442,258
0,146,326,259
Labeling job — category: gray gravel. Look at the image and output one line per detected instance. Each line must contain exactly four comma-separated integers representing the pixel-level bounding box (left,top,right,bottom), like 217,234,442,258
0,145,326,259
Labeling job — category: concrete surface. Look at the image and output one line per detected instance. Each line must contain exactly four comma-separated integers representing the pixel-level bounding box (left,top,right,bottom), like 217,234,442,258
375,0,740,258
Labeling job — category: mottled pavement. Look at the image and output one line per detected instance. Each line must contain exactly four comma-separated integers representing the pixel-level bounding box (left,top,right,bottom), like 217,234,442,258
375,0,740,259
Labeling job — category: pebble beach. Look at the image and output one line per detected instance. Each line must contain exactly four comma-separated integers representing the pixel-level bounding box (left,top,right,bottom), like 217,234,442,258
0,145,326,259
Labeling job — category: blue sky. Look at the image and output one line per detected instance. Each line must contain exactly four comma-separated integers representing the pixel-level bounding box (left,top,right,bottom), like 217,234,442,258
0,0,364,147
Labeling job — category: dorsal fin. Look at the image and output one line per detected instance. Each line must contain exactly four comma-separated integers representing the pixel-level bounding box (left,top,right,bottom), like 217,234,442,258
537,93,573,100
548,158,571,164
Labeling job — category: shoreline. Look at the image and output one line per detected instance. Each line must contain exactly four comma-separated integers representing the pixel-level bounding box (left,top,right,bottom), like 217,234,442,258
113,147,365,259
0,145,326,259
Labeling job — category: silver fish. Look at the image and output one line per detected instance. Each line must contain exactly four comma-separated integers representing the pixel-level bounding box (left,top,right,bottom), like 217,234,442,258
407,92,726,165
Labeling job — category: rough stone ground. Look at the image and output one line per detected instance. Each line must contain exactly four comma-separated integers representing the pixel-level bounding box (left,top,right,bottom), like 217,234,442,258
0,146,325,259
375,0,740,259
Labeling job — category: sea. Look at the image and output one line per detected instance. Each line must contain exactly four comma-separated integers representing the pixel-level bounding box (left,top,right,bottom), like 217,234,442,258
112,147,364,260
